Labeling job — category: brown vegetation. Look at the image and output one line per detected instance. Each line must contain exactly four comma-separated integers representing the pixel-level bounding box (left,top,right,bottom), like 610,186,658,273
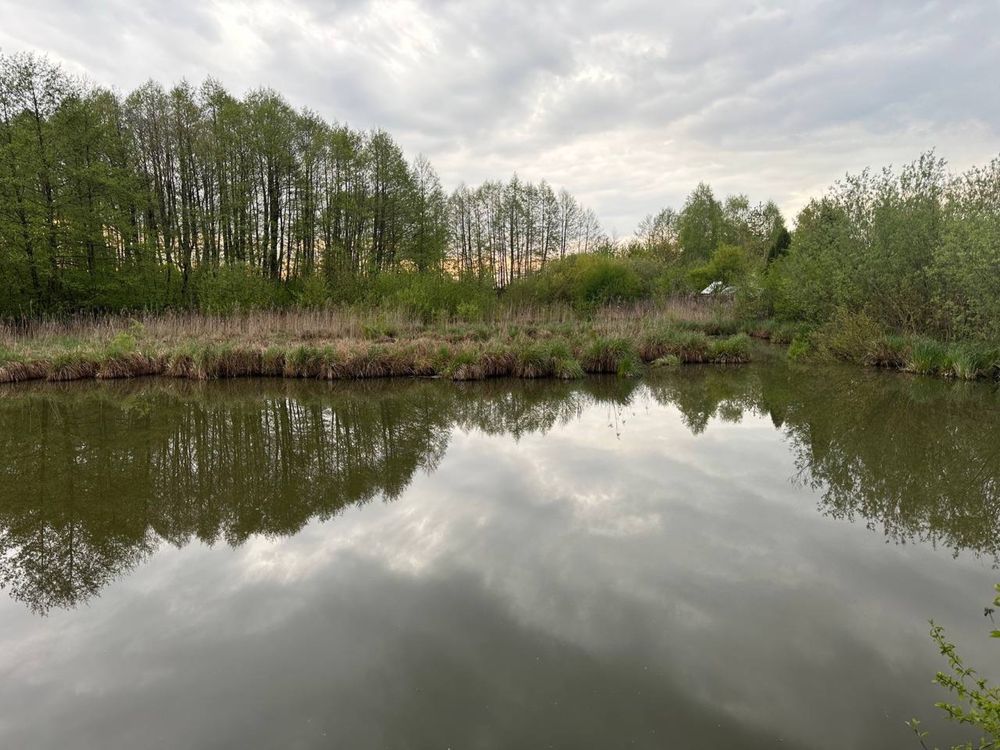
0,302,751,384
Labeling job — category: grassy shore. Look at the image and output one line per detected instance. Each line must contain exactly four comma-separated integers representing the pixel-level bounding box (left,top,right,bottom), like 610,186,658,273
5,301,996,386
0,301,753,384
745,312,1000,382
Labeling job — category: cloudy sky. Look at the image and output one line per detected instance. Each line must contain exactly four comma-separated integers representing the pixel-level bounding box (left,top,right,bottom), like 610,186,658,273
2,0,998,232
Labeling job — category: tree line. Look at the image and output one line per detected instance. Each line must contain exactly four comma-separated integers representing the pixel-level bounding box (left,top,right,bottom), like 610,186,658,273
767,152,1000,341
5,50,997,345
511,151,1000,345
0,52,605,316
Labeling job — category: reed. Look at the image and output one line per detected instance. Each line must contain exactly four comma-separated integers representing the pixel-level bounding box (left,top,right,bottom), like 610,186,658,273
0,303,756,385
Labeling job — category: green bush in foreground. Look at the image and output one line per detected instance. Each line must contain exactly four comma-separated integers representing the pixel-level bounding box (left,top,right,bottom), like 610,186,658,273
909,584,1000,750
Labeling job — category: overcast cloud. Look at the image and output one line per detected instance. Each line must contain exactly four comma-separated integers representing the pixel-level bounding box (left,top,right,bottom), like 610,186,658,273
2,0,998,232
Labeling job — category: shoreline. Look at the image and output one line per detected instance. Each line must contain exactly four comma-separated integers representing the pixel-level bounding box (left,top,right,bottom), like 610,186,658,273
0,312,753,385
4,305,998,386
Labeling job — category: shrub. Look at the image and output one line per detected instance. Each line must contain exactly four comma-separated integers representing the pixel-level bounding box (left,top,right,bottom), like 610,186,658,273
505,255,653,309
812,309,885,364
363,272,495,321
786,334,815,362
190,266,284,313
949,343,1000,381
866,334,909,369
909,585,1000,750
456,302,483,322
907,337,953,376
106,332,138,357
580,337,639,374
708,333,752,364
293,273,330,309
687,244,751,292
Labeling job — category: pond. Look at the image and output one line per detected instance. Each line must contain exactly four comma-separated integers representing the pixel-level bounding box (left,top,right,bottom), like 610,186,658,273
0,357,997,749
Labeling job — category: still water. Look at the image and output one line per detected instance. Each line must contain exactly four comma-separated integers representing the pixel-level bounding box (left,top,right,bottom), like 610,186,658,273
0,359,997,749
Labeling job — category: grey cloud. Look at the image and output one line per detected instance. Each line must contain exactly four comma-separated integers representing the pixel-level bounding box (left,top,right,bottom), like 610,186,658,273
1,0,997,228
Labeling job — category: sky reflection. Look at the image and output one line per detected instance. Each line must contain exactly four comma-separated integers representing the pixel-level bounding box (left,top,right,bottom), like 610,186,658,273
0,370,996,749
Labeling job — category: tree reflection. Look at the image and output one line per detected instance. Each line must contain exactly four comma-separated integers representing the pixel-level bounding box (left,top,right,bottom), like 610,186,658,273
646,364,1000,560
0,378,632,613
0,366,996,614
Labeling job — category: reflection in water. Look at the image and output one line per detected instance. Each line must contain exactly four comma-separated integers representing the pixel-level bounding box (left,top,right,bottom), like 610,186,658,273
0,363,997,615
0,378,629,613
646,364,1000,558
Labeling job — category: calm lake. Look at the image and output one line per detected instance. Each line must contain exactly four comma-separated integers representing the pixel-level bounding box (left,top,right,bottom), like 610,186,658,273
0,356,997,749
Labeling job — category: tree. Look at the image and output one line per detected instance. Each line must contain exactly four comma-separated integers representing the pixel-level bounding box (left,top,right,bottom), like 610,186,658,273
677,182,724,262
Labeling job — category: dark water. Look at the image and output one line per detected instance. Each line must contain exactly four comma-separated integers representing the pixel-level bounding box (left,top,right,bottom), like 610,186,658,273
0,358,997,749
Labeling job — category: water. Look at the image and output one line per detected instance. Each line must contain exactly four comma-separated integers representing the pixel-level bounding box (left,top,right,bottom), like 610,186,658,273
0,358,997,749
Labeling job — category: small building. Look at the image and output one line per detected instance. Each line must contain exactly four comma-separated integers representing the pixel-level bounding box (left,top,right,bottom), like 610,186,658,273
700,281,737,297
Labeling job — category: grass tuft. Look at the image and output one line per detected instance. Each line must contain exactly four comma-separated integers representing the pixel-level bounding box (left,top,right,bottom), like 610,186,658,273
708,333,752,364
906,338,953,376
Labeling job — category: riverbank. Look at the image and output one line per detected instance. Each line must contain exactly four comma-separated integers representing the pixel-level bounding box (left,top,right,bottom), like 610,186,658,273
4,303,998,386
0,304,752,384
746,313,1000,383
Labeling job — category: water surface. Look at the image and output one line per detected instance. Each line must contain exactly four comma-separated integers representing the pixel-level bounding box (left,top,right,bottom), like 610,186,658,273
0,360,997,749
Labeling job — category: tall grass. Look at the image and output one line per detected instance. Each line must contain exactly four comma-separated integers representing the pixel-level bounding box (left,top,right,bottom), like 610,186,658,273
0,302,753,384
785,309,1000,382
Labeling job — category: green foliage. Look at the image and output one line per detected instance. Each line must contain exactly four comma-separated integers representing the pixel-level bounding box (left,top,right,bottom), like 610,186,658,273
293,273,331,309
908,337,953,376
812,309,887,365
909,584,1000,750
770,152,1000,342
190,267,285,314
505,254,653,309
579,337,640,375
363,272,495,321
0,346,24,366
708,333,752,364
0,52,607,320
361,318,399,340
456,301,484,322
949,344,999,381
513,340,584,379
677,183,724,262
106,331,138,357
688,244,751,291
786,334,814,362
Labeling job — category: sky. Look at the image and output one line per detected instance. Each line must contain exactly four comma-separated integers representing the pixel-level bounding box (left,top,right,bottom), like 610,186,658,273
2,0,998,234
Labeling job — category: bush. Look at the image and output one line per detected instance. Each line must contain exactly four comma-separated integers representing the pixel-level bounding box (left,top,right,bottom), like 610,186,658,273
363,272,495,321
708,333,752,364
949,343,1000,381
190,266,284,313
293,273,330,309
909,584,1000,750
811,309,885,365
786,334,815,362
907,337,953,376
505,255,654,309
687,244,751,292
